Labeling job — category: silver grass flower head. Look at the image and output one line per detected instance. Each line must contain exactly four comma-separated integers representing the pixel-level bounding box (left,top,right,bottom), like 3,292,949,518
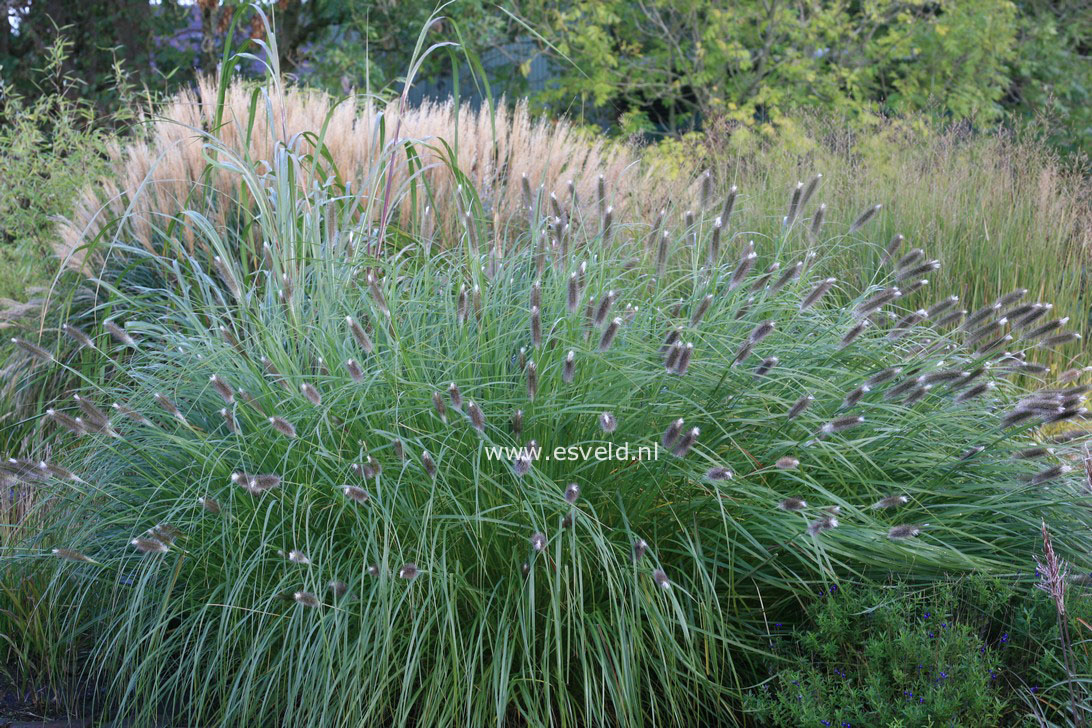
872,495,908,509
634,539,649,561
293,591,321,608
367,564,380,577
776,457,799,470
153,392,183,419
328,580,349,598
511,409,524,437
457,284,469,324
448,382,463,410
213,255,241,299
700,170,714,209
599,412,617,433
564,483,580,503
530,532,547,552
888,524,922,540
752,261,781,292
1038,332,1081,349
706,466,733,481
399,563,418,580
653,568,671,590
466,400,486,432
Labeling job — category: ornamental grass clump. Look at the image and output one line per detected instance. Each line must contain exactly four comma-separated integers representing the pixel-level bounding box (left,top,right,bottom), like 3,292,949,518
9,157,1092,724
4,25,1092,724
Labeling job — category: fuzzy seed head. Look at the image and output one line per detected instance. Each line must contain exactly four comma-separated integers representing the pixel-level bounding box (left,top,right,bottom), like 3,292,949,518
198,496,221,514
269,416,297,439
872,495,909,509
300,383,322,406
778,497,807,511
564,482,580,504
776,457,799,470
706,466,733,481
599,412,617,433
294,591,321,608
130,537,169,554
888,525,922,540
652,568,671,590
342,485,370,503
